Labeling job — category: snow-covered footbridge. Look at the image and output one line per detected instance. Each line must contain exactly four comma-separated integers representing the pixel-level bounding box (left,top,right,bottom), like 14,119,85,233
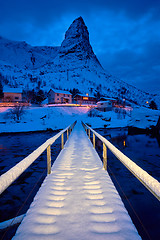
0,121,160,239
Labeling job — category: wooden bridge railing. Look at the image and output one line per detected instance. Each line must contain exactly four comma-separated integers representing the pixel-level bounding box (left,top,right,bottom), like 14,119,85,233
82,122,160,201
0,121,77,230
0,121,77,196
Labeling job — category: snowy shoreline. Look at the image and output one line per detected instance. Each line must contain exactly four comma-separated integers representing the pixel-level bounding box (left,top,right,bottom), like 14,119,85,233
0,128,60,135
0,105,159,134
0,126,129,136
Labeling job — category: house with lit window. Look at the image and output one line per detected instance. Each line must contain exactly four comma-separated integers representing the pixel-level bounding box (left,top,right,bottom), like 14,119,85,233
97,101,112,111
99,97,117,106
3,87,23,102
48,89,72,104
74,94,97,105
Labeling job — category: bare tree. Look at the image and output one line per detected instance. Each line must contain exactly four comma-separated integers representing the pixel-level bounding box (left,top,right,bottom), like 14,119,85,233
7,105,25,122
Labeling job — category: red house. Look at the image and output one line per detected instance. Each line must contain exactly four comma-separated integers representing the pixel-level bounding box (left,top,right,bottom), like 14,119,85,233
74,94,97,105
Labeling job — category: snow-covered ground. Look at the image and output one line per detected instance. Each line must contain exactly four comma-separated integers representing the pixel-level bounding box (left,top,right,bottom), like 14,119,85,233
13,123,141,240
0,105,159,133
128,106,160,128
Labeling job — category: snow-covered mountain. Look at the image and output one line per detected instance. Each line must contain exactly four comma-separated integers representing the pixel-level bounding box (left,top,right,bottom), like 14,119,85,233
0,16,159,108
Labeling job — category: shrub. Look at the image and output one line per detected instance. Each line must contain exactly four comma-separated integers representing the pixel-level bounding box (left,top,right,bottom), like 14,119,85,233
149,100,157,110
7,105,25,122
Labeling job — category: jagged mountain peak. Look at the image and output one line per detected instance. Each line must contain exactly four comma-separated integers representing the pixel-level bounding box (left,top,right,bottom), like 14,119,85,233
63,16,89,43
60,16,100,64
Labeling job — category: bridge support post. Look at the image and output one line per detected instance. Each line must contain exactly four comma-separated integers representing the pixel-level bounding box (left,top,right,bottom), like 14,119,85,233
61,133,64,149
88,129,90,139
47,145,51,174
103,143,107,170
93,133,95,148
67,129,69,140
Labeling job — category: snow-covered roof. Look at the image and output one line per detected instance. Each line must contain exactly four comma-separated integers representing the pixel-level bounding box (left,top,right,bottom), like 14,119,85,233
50,89,72,95
97,100,112,104
3,87,23,93
101,97,117,101
75,94,96,98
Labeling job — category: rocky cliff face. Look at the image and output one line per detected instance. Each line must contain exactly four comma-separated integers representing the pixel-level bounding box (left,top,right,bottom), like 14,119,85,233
0,17,159,108
60,17,100,64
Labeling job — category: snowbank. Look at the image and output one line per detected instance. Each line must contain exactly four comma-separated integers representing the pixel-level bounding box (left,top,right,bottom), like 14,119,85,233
0,106,130,133
0,105,159,133
128,106,160,129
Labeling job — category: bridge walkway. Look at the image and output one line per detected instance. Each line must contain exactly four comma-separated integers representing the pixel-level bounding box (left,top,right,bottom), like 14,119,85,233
13,122,141,240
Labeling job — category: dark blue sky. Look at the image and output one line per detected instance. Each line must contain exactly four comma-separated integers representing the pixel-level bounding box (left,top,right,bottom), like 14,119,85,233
0,0,160,94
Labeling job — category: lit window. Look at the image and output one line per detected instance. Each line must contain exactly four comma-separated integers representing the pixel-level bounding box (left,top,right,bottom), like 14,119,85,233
83,97,88,100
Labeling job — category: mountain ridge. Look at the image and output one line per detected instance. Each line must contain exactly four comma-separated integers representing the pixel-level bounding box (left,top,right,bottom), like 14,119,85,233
0,17,159,108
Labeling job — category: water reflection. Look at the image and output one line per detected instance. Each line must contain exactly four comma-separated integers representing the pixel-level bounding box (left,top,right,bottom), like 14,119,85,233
156,134,160,147
0,144,7,151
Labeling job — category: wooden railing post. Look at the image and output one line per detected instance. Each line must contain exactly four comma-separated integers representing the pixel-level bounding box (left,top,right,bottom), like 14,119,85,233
47,145,51,174
61,133,64,149
93,133,95,148
103,143,107,170
88,129,90,139
67,129,69,140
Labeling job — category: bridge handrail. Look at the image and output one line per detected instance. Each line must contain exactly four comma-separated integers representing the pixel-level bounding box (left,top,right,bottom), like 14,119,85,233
82,122,160,201
0,121,77,195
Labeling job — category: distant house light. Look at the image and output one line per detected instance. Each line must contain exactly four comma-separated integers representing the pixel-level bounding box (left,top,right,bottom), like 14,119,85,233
83,97,89,100
86,93,89,96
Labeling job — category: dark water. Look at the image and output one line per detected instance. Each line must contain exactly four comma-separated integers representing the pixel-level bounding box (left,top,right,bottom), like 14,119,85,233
95,128,160,240
0,130,62,240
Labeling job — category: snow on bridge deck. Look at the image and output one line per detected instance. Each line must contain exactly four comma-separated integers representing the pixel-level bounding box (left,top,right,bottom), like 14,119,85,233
13,122,141,240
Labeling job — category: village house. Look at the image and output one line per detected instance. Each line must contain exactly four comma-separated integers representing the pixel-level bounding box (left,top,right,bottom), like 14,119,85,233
97,101,112,111
2,87,23,102
74,94,97,105
99,97,117,106
48,89,72,104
